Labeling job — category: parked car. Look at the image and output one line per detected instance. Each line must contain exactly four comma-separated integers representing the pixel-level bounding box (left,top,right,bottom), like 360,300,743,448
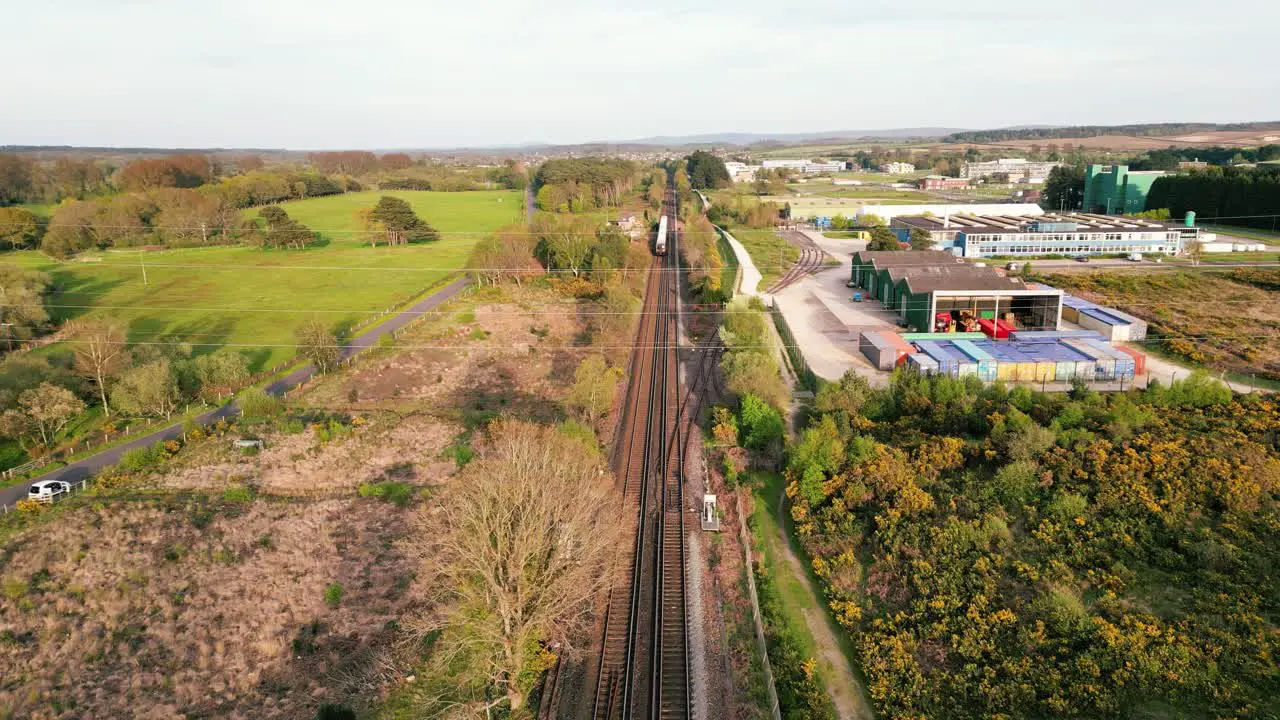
1005,262,1021,272
1127,252,1144,262
28,480,71,503
1074,255,1090,263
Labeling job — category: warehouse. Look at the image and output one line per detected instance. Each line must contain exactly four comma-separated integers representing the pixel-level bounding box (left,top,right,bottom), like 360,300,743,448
850,251,1064,333
891,212,1197,258
855,202,1043,226
1083,164,1165,215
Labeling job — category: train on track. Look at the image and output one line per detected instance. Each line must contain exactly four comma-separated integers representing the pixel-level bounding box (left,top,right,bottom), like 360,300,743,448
655,214,668,256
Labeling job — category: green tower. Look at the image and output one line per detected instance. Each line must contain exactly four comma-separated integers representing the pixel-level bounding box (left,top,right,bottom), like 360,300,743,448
1084,165,1166,215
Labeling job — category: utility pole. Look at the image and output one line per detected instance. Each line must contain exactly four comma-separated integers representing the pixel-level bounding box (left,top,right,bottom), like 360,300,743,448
201,223,207,245
140,251,148,286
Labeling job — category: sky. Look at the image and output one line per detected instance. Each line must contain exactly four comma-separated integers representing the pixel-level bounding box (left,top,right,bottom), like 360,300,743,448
4,0,1279,149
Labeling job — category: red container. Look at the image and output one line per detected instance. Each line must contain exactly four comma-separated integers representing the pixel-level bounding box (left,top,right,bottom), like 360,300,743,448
1115,345,1146,375
978,318,1009,339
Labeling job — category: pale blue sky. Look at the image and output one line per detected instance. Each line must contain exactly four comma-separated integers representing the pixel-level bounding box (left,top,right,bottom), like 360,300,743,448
4,0,1277,148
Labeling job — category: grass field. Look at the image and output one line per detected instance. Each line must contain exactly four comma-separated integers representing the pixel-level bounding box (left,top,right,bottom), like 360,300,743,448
7,191,522,370
717,232,741,297
729,226,799,289
241,189,524,242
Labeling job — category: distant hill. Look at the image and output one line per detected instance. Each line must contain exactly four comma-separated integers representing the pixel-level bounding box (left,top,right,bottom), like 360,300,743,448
624,128,969,146
944,122,1280,144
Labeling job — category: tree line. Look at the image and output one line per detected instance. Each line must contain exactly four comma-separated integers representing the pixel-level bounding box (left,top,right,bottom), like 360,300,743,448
1146,165,1280,230
944,122,1275,144
782,369,1278,718
533,157,637,212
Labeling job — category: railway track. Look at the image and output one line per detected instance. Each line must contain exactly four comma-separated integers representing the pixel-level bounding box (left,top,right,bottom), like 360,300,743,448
767,230,828,294
589,187,691,720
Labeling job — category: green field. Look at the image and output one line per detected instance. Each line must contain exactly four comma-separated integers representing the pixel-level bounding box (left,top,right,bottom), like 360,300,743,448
7,191,522,370
1201,224,1280,244
729,226,799,289
241,189,524,242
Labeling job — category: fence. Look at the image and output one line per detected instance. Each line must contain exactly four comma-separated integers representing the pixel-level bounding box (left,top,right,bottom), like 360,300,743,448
0,477,91,516
737,493,784,720
767,299,819,393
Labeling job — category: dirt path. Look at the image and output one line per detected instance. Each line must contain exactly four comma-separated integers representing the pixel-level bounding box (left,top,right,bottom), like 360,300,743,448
774,492,875,720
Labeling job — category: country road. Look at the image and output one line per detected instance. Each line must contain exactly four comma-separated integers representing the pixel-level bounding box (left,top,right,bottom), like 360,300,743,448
0,277,471,510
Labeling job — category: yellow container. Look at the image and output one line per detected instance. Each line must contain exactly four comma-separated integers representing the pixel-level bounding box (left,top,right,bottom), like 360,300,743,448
1035,362,1056,382
996,362,1017,382
1017,362,1037,380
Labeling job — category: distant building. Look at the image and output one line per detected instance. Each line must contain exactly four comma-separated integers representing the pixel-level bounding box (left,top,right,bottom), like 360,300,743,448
761,159,843,174
891,211,1195,258
856,203,1044,225
1177,159,1209,170
880,162,915,174
1083,165,1166,214
917,175,970,190
962,158,1062,180
724,161,758,182
1015,189,1043,204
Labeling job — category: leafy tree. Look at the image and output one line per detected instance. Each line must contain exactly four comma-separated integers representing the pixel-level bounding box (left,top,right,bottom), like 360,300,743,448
0,382,85,448
296,320,341,374
192,350,250,400
368,195,439,245
738,393,784,451
71,320,128,416
1041,164,1085,211
0,266,51,348
908,227,935,251
0,154,35,204
566,355,621,427
868,227,901,251
686,150,730,189
41,200,99,257
236,386,281,419
258,205,316,250
1184,238,1204,266
111,359,181,418
0,207,41,249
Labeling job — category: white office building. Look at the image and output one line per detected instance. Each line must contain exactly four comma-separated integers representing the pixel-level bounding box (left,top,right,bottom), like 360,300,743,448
962,158,1062,180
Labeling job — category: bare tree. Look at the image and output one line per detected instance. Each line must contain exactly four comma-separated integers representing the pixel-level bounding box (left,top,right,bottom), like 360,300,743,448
296,319,341,373
415,419,620,712
71,320,128,416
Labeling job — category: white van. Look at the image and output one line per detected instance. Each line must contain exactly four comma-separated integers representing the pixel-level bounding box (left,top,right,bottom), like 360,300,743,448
28,480,71,503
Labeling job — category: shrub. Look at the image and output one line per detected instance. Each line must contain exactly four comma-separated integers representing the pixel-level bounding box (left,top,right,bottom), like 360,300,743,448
324,582,344,607
739,393,785,452
15,499,44,514
118,443,168,473
238,387,282,419
357,481,415,507
222,485,254,503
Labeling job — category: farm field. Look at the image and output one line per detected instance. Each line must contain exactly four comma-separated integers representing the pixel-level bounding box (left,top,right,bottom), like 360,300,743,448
1040,269,1280,383
7,191,521,370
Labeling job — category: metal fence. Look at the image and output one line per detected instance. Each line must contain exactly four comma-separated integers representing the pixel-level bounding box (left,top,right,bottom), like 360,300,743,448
767,299,819,393
1,477,92,515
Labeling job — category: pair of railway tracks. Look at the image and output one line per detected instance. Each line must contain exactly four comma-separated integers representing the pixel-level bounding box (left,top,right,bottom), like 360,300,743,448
588,188,691,720
767,230,828,294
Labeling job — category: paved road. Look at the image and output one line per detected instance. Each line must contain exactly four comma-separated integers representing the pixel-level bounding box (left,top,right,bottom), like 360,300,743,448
0,277,471,509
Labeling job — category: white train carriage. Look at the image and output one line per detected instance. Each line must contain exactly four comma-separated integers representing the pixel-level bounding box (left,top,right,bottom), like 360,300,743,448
655,215,668,256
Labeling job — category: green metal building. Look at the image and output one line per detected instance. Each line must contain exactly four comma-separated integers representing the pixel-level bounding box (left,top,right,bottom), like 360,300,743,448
850,251,1063,332
1083,165,1166,214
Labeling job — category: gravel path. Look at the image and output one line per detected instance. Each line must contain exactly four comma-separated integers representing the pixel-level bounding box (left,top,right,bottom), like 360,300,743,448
774,492,875,720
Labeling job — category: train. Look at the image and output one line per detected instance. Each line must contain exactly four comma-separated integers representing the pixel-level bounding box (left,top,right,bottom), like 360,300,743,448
654,214,668,256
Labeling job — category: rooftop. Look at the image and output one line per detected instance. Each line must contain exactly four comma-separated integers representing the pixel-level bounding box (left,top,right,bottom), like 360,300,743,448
894,212,1183,235
853,250,961,267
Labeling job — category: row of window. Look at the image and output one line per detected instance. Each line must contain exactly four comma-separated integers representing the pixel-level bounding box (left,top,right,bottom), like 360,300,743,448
970,243,1175,256
963,232,1179,243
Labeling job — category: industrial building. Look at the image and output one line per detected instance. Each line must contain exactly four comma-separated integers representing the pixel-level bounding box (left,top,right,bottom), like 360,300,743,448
890,211,1199,258
854,203,1044,225
1083,164,1166,214
849,251,1064,332
761,159,845,174
917,175,970,190
879,162,915,174
962,158,1061,181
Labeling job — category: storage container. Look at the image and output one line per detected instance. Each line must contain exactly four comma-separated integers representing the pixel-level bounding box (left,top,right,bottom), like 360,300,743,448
906,353,938,375
1115,345,1146,375
953,339,998,382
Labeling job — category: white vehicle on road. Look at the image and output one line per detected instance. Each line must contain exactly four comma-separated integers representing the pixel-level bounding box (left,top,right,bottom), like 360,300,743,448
1127,252,1144,262
28,480,72,503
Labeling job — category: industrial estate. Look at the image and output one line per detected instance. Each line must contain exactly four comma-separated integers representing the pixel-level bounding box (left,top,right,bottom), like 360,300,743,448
1,28,1279,718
